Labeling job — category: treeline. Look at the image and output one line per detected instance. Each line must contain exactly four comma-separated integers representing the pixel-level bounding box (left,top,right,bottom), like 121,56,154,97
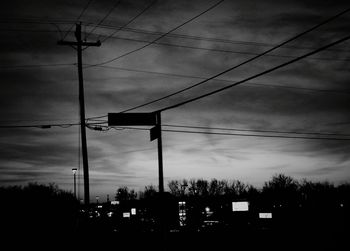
0,182,79,242
116,174,350,203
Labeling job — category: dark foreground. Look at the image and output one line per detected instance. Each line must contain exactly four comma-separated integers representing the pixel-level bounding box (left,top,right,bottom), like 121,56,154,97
4,223,346,251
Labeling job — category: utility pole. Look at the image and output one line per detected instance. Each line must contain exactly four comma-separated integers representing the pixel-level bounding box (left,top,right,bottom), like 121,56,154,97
156,112,164,194
58,23,101,205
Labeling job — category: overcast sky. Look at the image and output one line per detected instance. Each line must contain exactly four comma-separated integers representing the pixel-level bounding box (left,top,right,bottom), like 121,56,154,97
0,0,349,201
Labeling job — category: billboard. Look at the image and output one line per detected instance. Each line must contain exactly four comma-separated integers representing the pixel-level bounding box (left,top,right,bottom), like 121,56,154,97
123,212,131,218
232,201,249,211
131,208,136,215
259,213,272,219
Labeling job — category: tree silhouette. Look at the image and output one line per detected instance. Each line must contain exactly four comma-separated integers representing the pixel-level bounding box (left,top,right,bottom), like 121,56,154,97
115,186,137,201
0,182,78,244
139,185,157,200
262,174,299,205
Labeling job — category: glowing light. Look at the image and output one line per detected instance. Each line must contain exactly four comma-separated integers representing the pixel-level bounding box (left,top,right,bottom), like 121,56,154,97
259,213,272,218
232,201,249,211
131,208,136,215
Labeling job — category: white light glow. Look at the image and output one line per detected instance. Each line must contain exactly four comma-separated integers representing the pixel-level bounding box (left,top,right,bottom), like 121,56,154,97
259,212,272,218
232,201,249,211
131,208,136,215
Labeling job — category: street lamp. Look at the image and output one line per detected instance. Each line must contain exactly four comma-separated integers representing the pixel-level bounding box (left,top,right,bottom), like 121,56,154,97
72,168,77,199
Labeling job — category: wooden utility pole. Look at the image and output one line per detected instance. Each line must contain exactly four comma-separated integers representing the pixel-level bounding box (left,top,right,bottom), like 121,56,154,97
58,23,101,205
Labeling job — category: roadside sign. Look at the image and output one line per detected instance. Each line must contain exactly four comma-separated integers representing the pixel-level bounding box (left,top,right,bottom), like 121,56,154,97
131,208,136,215
232,201,249,211
259,213,272,218
150,125,160,141
108,113,157,126
123,212,131,218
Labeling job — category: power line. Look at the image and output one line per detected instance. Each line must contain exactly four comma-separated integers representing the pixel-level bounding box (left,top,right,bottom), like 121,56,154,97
114,7,350,113
89,34,350,62
87,122,350,137
90,64,349,94
62,0,94,40
88,0,224,67
84,0,122,40
157,35,350,112
0,63,75,70
83,19,350,54
85,70,349,120
2,27,348,62
0,18,76,25
101,0,158,43
2,16,349,53
161,129,350,141
94,125,350,141
162,124,350,137
2,120,348,141
0,122,80,129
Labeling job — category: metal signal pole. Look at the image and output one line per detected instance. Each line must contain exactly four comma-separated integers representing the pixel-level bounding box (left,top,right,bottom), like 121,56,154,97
156,112,164,194
58,23,101,205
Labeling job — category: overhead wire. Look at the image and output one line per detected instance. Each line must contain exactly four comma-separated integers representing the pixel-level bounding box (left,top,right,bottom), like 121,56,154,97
97,125,350,141
2,27,348,62
87,0,225,67
100,0,158,43
3,18,348,54
162,124,350,137
62,0,94,40
89,122,350,137
82,19,350,53
161,129,350,141
0,18,77,25
87,34,350,62
0,63,75,70
2,16,349,53
84,0,123,40
157,34,350,112
1,120,348,141
0,122,80,129
114,7,350,113
90,64,349,94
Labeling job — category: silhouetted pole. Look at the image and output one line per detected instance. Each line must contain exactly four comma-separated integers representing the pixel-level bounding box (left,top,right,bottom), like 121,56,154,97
156,112,166,250
156,112,164,194
58,23,101,205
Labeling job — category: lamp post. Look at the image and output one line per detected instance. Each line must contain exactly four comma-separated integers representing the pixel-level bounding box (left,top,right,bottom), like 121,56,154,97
72,168,77,199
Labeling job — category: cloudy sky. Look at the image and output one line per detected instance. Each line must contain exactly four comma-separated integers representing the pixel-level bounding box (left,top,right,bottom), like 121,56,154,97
0,0,349,201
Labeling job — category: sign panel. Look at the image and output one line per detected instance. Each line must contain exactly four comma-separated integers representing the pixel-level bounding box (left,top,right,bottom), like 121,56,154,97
259,213,272,219
108,113,157,126
123,212,131,218
232,201,249,211
150,125,160,141
131,208,136,215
